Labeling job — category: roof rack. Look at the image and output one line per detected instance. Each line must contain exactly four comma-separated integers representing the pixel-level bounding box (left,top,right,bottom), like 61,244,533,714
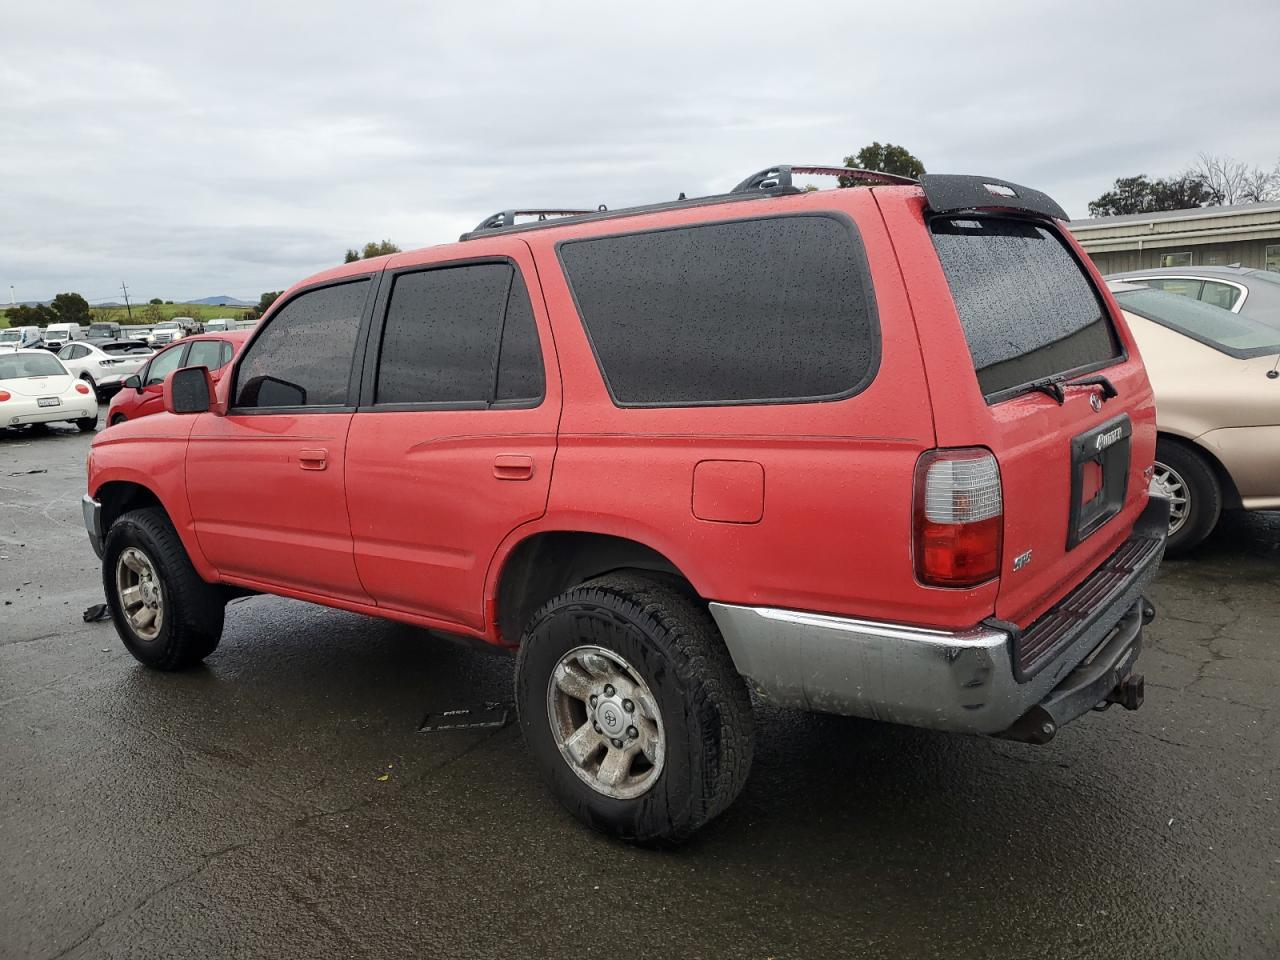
457,163,923,242
469,208,603,234
730,164,919,194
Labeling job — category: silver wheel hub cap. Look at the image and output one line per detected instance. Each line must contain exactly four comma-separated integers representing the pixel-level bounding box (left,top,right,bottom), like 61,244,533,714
546,645,665,801
1150,461,1189,535
115,546,164,641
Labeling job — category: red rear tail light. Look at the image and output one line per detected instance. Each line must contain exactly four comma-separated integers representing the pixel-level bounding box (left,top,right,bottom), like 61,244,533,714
0,390,9,402
75,383,91,395
913,448,1003,588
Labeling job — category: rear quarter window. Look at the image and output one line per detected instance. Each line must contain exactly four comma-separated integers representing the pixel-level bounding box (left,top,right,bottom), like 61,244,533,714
931,217,1122,399
558,214,879,406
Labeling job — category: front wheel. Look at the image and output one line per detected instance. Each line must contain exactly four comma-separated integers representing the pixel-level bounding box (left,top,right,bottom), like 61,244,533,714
102,507,225,669
515,573,754,844
1153,439,1221,557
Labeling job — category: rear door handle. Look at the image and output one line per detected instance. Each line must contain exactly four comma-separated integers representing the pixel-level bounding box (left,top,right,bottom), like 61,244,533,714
493,455,534,481
298,448,328,471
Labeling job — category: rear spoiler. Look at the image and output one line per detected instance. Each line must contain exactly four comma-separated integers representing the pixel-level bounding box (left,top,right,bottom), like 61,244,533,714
920,174,1068,222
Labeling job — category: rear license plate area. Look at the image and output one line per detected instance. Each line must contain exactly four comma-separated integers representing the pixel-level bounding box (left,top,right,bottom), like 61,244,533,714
37,397,60,407
1067,413,1131,549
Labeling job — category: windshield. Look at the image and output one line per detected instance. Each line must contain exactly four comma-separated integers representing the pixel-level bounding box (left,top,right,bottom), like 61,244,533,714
0,352,65,379
0,330,22,342
156,322,179,329
1115,287,1280,358
89,324,115,334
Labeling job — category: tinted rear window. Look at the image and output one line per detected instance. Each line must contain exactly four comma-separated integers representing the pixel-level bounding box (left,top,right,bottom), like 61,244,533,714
931,217,1121,398
559,215,879,406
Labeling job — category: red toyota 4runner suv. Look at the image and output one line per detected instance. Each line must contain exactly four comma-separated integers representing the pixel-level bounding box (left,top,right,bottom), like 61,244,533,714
84,166,1168,842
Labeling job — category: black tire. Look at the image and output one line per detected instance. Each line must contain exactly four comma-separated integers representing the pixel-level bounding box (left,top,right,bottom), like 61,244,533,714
109,413,127,427
75,417,97,432
515,572,754,844
1155,438,1221,558
102,507,225,669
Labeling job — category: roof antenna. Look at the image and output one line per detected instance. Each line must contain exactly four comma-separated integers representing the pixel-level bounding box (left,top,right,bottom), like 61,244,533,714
1267,354,1279,380
678,192,686,200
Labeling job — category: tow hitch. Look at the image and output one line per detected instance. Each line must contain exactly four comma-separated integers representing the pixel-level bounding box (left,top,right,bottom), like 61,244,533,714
999,597,1152,746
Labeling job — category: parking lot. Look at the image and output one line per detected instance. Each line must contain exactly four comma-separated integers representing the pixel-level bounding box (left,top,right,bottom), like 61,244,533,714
1,418,1277,960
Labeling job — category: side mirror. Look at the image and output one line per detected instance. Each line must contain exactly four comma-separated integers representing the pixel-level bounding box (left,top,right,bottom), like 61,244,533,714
123,375,141,391
164,366,213,415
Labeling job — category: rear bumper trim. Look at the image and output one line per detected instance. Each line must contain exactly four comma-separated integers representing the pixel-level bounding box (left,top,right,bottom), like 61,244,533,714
708,496,1169,738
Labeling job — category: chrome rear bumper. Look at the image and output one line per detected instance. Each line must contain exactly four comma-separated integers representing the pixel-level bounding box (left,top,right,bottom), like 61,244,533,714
709,497,1168,738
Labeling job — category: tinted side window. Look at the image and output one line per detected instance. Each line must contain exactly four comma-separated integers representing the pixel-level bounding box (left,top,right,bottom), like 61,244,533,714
931,217,1121,398
495,276,544,402
185,340,224,370
145,345,186,386
375,263,543,405
235,280,369,408
558,216,878,405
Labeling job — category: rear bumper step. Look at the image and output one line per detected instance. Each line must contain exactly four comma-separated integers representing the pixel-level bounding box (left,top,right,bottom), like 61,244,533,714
997,597,1152,744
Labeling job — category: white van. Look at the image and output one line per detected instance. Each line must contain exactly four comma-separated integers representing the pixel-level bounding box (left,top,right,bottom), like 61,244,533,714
43,323,85,350
0,325,43,352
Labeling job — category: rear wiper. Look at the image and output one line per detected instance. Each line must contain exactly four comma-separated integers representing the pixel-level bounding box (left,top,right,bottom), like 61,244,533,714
1020,377,1065,404
1063,373,1119,401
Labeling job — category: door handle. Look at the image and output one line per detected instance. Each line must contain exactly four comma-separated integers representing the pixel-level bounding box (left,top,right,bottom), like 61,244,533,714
298,448,328,471
493,455,534,481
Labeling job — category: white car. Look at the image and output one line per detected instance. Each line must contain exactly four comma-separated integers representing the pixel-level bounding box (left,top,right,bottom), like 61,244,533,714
203,318,236,333
146,321,187,347
56,340,153,398
0,349,99,432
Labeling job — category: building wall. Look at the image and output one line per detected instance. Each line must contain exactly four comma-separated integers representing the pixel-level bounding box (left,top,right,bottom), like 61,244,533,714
1086,237,1280,276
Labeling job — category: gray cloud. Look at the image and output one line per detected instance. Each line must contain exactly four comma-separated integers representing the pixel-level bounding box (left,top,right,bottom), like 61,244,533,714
2,0,1276,303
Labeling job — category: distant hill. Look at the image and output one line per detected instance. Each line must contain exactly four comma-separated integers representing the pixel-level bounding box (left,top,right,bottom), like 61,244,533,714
187,295,253,307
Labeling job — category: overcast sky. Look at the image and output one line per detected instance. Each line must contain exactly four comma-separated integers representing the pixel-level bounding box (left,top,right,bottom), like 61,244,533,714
3,0,1277,304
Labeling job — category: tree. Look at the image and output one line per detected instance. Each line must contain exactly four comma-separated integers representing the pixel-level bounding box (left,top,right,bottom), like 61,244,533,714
344,240,400,263
4,303,57,326
1086,174,1215,217
840,142,925,187
1190,153,1279,205
258,291,281,313
50,292,90,325
149,297,163,305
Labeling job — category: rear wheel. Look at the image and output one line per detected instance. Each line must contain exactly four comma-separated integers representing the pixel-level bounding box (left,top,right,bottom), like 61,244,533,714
109,413,127,426
75,417,97,432
1153,438,1220,557
515,572,754,844
102,507,225,669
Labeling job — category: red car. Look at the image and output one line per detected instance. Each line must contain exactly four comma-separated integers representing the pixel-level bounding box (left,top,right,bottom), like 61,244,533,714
83,166,1168,842
105,331,249,426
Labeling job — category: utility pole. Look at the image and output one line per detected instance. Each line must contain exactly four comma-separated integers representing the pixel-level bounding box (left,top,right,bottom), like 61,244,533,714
120,281,133,320
8,285,14,306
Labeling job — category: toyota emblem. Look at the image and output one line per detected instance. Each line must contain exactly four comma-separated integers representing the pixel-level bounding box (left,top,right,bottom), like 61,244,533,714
1089,393,1102,412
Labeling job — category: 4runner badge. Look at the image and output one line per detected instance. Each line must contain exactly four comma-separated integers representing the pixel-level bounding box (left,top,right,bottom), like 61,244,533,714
1095,426,1124,451
1013,549,1033,572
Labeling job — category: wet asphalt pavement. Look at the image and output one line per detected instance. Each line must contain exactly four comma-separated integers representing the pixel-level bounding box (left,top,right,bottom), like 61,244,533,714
1,419,1277,960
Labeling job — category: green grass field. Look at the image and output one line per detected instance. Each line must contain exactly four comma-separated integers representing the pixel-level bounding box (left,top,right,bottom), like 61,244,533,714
89,303,253,325
1,302,252,328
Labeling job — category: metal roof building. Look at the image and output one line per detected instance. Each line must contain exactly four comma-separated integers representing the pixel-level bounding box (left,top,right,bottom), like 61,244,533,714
1067,201,1280,276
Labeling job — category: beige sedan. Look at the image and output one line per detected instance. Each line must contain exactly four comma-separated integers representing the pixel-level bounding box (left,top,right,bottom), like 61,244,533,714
1109,280,1280,555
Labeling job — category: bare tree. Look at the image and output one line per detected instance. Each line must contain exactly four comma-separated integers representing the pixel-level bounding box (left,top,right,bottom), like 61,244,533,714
1189,153,1278,205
